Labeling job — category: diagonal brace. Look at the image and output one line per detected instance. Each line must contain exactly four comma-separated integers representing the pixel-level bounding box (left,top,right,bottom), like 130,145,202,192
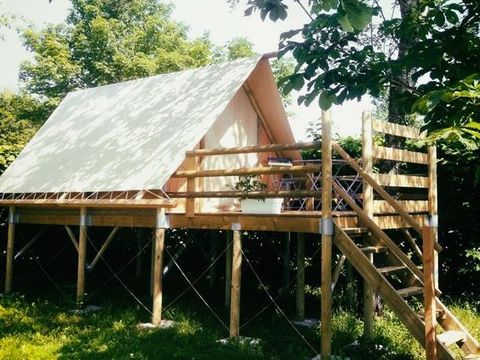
14,227,49,261
65,225,79,252
87,227,120,272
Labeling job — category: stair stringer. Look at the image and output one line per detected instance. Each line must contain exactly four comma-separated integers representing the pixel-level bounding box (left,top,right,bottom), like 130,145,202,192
333,224,455,360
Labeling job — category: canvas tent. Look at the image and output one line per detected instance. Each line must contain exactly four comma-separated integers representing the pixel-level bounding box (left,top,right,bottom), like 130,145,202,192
0,55,297,208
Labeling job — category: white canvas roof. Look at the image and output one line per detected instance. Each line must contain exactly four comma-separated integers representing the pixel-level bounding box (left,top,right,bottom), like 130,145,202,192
0,55,296,195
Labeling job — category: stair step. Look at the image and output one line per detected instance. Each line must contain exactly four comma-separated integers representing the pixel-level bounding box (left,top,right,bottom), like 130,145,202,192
360,245,387,254
437,330,466,346
396,286,423,298
418,309,446,321
465,353,480,359
343,227,368,236
378,265,407,274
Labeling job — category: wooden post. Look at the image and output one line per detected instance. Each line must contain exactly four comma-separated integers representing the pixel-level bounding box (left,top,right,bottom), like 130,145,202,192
428,146,439,288
152,209,166,325
76,207,88,306
185,156,197,217
229,228,242,338
321,109,333,359
225,231,233,307
296,232,306,320
362,111,375,339
423,225,437,360
5,207,16,294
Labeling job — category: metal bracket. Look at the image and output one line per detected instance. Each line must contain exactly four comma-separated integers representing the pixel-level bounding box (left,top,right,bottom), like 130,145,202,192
8,211,19,224
156,210,170,229
428,214,439,228
320,218,334,235
79,213,92,227
231,223,241,231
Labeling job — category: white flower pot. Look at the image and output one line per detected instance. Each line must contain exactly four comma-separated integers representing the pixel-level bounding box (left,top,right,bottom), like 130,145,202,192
239,198,283,214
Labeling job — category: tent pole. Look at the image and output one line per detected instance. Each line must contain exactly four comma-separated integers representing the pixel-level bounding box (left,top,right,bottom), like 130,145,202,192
76,207,88,306
5,207,16,294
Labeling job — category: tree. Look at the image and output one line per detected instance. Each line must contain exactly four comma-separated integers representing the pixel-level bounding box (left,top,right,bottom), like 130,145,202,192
232,0,480,133
0,92,42,173
20,0,213,103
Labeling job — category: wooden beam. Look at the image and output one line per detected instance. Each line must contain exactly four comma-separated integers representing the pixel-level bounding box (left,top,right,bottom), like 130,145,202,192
362,111,375,340
88,227,120,271
372,173,429,188
423,225,438,360
225,231,233,308
296,232,306,320
168,190,322,199
185,157,197,217
373,145,428,164
0,198,177,209
5,207,16,294
64,225,79,252
428,146,439,288
372,119,425,139
76,207,88,306
374,200,429,214
331,254,346,292
152,209,166,325
172,164,321,178
230,229,242,338
321,110,333,359
186,142,320,157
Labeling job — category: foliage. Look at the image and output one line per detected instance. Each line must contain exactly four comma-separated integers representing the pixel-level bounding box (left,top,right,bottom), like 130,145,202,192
20,0,213,102
234,0,480,129
213,37,256,62
0,92,45,173
232,175,267,199
1,293,466,359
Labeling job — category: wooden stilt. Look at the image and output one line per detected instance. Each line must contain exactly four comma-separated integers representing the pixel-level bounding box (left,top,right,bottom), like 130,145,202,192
225,231,233,308
76,207,88,306
428,146,439,288
296,232,305,320
229,228,242,338
362,111,375,339
321,109,333,359
152,209,166,325
423,225,437,360
5,207,16,294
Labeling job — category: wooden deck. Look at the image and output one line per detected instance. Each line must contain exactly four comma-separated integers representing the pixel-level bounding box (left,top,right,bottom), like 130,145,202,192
14,207,428,233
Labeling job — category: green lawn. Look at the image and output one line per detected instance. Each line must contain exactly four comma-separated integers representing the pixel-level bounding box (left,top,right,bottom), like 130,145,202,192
3,293,478,360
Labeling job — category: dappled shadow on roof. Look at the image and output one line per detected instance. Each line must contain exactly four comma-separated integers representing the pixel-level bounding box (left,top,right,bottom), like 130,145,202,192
0,57,262,194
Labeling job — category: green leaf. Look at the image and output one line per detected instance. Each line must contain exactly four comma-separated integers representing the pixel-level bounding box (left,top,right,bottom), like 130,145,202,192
342,0,372,31
338,15,354,33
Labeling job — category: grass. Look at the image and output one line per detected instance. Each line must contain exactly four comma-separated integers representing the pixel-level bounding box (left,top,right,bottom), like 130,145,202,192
3,292,478,360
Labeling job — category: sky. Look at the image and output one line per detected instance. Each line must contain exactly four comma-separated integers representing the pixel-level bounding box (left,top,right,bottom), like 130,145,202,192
0,0,373,140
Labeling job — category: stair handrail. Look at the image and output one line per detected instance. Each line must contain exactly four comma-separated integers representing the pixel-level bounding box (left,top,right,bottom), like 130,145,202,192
332,141,443,253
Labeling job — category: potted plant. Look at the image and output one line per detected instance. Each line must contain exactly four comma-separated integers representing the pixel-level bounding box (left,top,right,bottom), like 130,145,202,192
232,175,283,214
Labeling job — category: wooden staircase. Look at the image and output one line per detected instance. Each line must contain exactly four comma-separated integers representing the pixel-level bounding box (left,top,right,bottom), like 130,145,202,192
334,223,480,360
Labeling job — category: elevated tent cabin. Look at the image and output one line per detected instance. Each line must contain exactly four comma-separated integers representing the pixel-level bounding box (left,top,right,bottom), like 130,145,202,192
1,55,479,360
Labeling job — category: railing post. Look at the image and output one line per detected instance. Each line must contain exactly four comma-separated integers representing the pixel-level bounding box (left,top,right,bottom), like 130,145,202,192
185,156,197,217
428,146,438,288
321,109,333,359
423,225,437,360
362,111,375,339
